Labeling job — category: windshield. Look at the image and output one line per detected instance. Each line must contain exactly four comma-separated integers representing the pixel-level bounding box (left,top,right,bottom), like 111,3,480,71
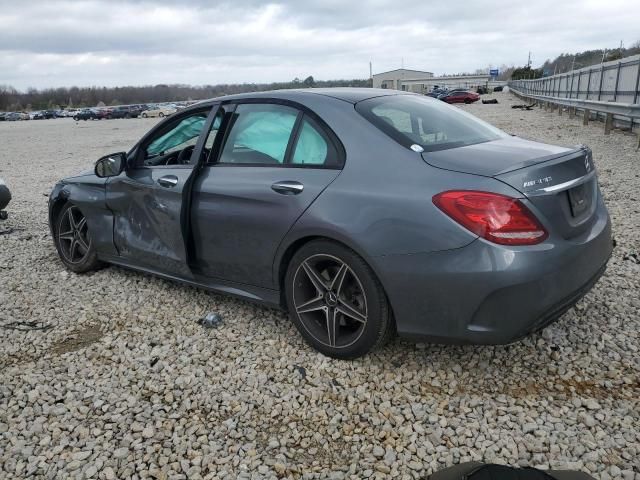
356,94,506,152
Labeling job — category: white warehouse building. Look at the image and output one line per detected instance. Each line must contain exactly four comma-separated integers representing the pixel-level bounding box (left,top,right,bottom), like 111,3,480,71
373,68,493,94
372,68,434,90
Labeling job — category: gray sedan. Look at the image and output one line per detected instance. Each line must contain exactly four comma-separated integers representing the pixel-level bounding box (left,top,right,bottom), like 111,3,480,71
48,88,612,359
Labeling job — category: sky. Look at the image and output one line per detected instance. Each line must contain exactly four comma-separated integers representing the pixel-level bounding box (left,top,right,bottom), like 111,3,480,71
0,0,638,90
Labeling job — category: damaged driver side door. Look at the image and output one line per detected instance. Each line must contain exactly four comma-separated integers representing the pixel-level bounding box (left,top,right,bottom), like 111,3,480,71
106,105,220,277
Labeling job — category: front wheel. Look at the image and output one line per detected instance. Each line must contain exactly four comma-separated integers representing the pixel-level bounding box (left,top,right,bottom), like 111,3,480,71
142,113,148,118
159,112,165,118
285,240,394,359
53,204,102,273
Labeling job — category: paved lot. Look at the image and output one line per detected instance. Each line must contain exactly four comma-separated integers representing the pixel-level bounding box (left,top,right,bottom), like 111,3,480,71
0,95,639,479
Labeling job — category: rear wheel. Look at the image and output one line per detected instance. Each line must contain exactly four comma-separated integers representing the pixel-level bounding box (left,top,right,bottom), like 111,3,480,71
159,112,165,118
142,113,148,118
285,240,394,359
53,204,102,273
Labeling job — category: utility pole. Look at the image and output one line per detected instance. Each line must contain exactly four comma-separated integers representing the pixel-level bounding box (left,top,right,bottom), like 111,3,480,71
601,49,607,63
527,51,531,68
369,62,373,88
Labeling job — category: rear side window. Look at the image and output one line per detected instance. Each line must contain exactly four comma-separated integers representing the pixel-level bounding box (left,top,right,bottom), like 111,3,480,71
291,117,341,167
218,104,298,165
356,95,506,152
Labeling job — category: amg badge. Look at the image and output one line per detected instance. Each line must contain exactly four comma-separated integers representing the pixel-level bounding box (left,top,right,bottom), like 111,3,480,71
523,176,553,188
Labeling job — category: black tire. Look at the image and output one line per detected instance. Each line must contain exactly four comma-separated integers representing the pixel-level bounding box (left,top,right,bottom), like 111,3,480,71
159,112,165,118
142,113,148,118
285,240,394,359
53,203,102,273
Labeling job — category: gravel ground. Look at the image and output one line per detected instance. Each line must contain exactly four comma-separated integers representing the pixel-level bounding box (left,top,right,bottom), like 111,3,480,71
0,95,639,480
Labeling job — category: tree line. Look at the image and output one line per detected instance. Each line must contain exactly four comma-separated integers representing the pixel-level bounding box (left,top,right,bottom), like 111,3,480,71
510,41,640,80
0,76,370,111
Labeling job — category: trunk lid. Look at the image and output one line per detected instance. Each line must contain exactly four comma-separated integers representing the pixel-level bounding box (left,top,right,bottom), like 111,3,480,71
423,137,598,239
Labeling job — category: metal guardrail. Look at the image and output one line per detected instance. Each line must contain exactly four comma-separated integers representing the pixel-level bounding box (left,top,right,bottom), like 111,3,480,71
508,89,640,119
508,86,640,148
508,54,640,105
508,54,640,147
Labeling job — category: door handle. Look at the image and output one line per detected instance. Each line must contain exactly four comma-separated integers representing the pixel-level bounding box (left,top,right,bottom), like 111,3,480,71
271,181,304,195
157,175,179,188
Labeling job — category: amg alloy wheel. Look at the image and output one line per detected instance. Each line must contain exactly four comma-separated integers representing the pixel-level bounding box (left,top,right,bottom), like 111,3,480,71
285,240,393,359
54,204,101,273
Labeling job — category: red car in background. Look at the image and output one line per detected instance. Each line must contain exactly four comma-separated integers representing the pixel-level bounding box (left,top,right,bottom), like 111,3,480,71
439,91,480,104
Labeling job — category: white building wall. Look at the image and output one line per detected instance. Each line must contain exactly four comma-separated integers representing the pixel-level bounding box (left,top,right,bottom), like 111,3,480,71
372,69,434,90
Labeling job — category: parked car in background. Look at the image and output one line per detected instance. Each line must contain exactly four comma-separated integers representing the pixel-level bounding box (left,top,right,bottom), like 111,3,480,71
94,109,111,120
49,88,611,359
141,105,177,118
0,112,6,121
439,90,480,104
493,86,504,92
426,88,449,98
5,112,22,121
30,111,44,120
106,107,127,119
73,109,98,121
108,106,141,119
42,110,57,119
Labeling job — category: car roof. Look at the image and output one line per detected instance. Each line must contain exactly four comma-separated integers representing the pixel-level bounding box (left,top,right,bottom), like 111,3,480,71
193,87,413,107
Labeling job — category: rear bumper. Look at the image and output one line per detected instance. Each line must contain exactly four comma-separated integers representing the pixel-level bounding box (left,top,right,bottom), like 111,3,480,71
371,202,612,344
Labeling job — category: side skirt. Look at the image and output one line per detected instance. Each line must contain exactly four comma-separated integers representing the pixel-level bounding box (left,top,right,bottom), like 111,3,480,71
98,254,283,309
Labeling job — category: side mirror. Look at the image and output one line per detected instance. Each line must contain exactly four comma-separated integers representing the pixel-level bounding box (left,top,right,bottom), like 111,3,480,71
95,152,126,178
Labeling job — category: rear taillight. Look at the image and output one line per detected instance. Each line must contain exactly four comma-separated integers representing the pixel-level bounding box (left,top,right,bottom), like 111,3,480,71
433,190,548,245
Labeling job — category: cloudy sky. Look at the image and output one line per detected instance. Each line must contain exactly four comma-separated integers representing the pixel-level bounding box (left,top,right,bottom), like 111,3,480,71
0,0,637,90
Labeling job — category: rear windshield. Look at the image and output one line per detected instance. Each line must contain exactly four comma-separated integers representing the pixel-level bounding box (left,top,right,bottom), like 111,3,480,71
356,94,506,152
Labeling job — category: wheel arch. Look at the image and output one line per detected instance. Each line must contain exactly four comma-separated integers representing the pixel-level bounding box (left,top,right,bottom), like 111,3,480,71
48,188,70,234
50,197,67,221
48,181,116,257
275,233,393,319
